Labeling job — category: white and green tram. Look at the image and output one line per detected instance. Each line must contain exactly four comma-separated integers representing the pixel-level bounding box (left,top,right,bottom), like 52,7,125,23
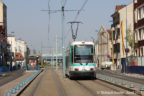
66,41,96,78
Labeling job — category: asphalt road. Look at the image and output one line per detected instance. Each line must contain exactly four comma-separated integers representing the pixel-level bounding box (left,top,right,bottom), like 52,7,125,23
20,67,139,96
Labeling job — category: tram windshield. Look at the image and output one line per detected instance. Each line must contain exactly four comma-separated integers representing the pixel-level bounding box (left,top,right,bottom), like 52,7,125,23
74,45,93,63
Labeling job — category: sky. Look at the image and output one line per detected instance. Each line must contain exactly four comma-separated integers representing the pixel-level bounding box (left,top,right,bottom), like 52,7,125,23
1,0,133,53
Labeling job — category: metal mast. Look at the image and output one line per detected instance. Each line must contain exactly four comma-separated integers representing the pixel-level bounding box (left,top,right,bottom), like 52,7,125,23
61,2,66,77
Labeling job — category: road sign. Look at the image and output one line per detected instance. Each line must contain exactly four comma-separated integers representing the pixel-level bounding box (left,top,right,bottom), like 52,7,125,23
125,48,129,53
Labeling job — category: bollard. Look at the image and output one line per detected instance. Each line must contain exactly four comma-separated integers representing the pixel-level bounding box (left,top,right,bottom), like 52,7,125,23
16,85,20,90
140,86,144,96
105,77,108,80
11,88,16,94
110,78,113,83
115,80,119,84
19,83,23,87
130,84,134,88
6,91,11,96
121,81,126,86
105,77,107,80
102,76,104,80
22,81,26,85
140,86,144,91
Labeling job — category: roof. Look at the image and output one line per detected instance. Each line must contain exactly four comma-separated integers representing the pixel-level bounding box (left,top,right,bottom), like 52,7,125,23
111,5,126,17
107,29,112,39
15,52,24,60
115,5,125,11
70,41,94,46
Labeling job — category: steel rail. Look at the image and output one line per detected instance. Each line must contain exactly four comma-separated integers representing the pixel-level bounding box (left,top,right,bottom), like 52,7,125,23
92,80,130,96
96,79,142,96
16,70,43,96
74,80,98,96
52,69,67,96
29,68,48,96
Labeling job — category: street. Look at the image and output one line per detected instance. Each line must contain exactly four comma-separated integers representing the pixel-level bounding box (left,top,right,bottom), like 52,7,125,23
1,0,144,96
19,67,139,96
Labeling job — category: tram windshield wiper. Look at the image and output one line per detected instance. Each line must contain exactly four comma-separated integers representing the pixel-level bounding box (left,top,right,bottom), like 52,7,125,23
80,61,83,65
86,61,89,65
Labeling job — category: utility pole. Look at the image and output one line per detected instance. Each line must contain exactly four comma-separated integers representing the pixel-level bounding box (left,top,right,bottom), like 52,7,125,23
125,5,128,73
56,34,58,71
41,41,43,69
61,2,66,77
41,1,78,77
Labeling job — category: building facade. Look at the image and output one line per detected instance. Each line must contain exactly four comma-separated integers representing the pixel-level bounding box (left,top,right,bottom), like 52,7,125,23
134,0,144,56
111,3,134,69
0,2,8,69
98,26,110,66
7,36,29,69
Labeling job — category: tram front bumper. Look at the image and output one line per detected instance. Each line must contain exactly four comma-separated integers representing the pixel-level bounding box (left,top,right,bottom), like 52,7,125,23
69,71,96,77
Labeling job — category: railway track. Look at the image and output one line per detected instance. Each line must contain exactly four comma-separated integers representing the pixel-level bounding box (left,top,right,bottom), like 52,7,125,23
18,67,66,96
73,78,141,96
14,67,141,96
52,69,67,96
92,80,130,96
17,69,45,96
74,80,98,96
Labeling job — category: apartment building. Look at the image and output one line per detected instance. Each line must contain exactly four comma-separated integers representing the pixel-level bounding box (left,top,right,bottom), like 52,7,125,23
111,3,134,68
98,26,109,65
7,36,30,68
134,0,144,56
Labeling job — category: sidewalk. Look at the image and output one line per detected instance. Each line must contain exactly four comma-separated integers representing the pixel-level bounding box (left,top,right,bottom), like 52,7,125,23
0,70,36,96
97,69,144,84
96,69,144,95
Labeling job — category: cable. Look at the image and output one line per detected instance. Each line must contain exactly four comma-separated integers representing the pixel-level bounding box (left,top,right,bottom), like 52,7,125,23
47,0,51,42
65,0,89,39
64,0,67,7
74,0,88,21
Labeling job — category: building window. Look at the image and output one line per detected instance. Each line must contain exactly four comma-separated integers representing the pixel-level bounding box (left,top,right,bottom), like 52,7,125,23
138,6,144,20
141,47,143,56
116,28,120,39
113,31,115,40
114,43,120,53
135,50,137,56
139,29,141,40
135,32,138,42
138,27,144,41
143,28,144,40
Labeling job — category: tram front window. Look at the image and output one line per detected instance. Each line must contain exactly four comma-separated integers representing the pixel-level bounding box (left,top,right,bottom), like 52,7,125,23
74,45,93,63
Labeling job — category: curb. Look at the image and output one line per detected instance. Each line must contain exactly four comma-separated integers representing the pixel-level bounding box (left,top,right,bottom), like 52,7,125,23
96,74,143,96
6,70,42,96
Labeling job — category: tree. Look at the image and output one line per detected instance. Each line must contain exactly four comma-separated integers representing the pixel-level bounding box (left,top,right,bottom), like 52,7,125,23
125,26,137,55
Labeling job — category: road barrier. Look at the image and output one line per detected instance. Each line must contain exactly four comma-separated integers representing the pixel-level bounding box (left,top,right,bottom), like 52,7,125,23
6,70,41,96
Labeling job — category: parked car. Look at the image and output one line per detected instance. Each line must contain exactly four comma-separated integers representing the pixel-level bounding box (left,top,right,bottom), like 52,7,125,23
101,61,112,69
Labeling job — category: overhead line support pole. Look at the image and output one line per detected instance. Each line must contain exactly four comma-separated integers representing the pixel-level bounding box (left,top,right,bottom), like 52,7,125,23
61,2,66,77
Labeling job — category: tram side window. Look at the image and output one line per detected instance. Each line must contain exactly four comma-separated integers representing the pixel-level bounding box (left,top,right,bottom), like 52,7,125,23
71,49,73,64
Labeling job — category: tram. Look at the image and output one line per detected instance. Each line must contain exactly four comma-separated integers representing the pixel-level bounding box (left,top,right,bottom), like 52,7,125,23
66,41,96,78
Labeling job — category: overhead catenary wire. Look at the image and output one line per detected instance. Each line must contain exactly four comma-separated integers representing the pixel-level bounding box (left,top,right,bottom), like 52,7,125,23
74,0,88,21
47,0,51,41
64,0,89,39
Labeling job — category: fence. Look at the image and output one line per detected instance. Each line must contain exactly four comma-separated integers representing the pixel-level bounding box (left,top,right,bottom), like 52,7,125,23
121,56,144,74
122,56,144,74
127,56,144,67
